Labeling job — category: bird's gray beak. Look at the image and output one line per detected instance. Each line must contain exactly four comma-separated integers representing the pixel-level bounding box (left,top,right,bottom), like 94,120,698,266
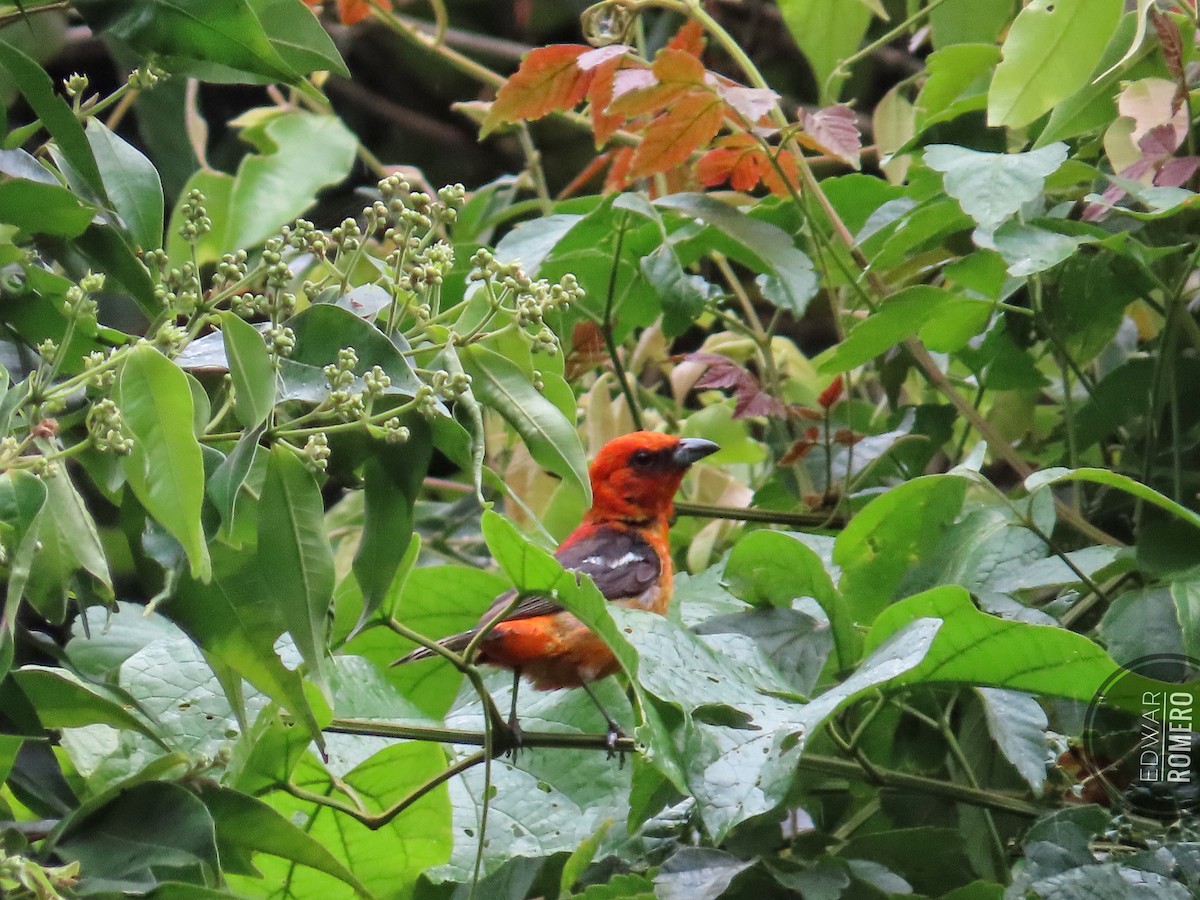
673,438,720,467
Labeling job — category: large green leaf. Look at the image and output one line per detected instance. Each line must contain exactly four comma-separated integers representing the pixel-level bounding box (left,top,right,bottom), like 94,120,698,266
0,179,95,238
86,119,164,251
656,193,818,316
171,545,327,748
168,112,356,265
195,783,368,895
246,0,349,78
232,735,449,896
0,40,105,198
352,422,432,628
55,781,221,892
14,666,163,744
117,344,211,580
723,529,856,669
73,0,302,84
219,312,275,429
257,445,334,686
864,586,1118,701
776,0,873,102
834,474,968,624
924,143,1068,234
987,0,1123,128
460,344,591,506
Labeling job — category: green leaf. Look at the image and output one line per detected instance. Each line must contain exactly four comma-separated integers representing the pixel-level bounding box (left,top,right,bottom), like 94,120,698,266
117,344,211,580
817,286,956,373
73,0,303,84
976,687,1049,794
206,425,263,545
171,545,327,749
656,193,818,316
654,848,753,900
776,0,874,102
460,344,591,506
285,302,421,398
1027,467,1200,534
930,0,1013,48
0,469,48,677
14,666,163,743
220,312,275,429
195,783,368,895
723,529,856,670
0,180,95,237
55,781,220,891
246,0,350,78
1037,13,1150,147
834,474,968,624
168,112,356,264
0,40,105,198
230,741,450,898
924,143,1068,234
864,586,1120,702
353,424,432,629
86,119,164,251
257,445,333,685
915,44,1002,131
987,0,1123,128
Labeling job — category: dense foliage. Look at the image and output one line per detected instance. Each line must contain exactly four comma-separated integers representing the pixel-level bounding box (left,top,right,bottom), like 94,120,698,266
0,0,1199,897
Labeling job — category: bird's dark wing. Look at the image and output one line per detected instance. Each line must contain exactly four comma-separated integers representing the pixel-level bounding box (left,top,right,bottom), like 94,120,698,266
476,525,662,625
394,526,662,664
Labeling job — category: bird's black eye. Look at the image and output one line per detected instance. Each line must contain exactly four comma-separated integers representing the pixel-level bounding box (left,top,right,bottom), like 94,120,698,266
630,449,655,468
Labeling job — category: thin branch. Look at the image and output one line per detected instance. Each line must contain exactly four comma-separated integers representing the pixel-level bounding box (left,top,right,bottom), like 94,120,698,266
674,500,846,528
324,717,638,754
286,750,487,830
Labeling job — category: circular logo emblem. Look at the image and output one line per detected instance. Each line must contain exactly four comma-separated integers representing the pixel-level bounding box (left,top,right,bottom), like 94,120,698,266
1082,654,1200,821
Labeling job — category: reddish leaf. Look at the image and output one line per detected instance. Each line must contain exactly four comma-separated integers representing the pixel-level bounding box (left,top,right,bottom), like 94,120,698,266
780,438,818,465
817,375,844,409
629,91,725,179
685,352,786,419
566,320,609,378
697,140,764,192
587,54,627,147
695,134,799,197
578,45,629,71
608,49,705,117
796,105,862,169
1154,155,1200,188
667,19,707,57
604,146,636,193
1151,7,1187,113
483,45,592,134
716,84,780,125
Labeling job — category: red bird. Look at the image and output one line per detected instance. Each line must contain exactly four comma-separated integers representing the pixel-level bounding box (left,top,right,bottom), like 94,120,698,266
395,431,719,744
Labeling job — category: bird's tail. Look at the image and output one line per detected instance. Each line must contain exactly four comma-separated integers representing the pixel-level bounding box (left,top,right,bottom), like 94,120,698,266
391,630,475,666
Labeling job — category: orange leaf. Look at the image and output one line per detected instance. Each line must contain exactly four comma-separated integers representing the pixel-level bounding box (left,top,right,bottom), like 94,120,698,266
483,45,593,134
667,19,707,57
629,90,725,179
796,105,862,169
587,54,627,147
337,0,373,24
695,135,799,197
696,135,763,192
605,146,636,193
652,47,707,85
608,48,705,117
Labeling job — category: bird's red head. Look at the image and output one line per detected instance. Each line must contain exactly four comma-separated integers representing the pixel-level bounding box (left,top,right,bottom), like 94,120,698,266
586,431,719,524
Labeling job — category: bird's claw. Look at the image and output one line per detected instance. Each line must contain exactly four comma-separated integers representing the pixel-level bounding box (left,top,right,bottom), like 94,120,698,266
503,716,524,760
605,724,627,768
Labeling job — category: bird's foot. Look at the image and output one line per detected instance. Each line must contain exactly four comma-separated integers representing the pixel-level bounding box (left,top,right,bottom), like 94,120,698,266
605,723,627,767
503,715,525,760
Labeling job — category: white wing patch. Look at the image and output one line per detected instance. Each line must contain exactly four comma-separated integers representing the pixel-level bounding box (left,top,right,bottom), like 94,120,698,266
582,551,643,568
